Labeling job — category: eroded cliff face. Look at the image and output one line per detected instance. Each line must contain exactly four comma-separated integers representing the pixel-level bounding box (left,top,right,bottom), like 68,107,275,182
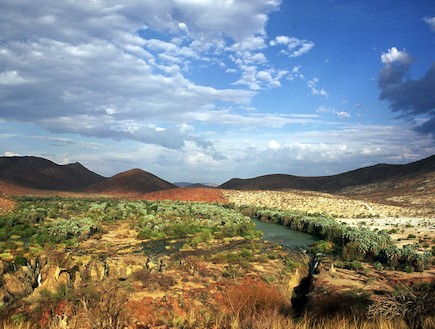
0,218,178,308
0,252,174,307
0,257,46,306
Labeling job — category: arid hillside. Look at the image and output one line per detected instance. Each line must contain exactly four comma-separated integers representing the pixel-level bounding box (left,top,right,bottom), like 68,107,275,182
223,189,433,218
1,155,434,216
86,168,177,196
339,170,435,211
0,157,175,196
0,156,105,191
219,155,435,195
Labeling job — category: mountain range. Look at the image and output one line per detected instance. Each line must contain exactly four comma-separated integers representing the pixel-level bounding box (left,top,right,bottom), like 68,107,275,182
0,155,434,198
220,155,435,193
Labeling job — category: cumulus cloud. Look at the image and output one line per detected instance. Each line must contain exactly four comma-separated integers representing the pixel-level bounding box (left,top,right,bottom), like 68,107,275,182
217,123,435,179
380,47,411,65
233,65,288,90
270,35,314,57
267,140,281,150
378,47,435,136
0,1,286,150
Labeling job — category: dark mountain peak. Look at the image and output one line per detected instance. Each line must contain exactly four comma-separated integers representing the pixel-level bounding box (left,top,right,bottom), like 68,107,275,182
118,168,147,176
0,156,104,191
66,161,84,168
87,168,176,195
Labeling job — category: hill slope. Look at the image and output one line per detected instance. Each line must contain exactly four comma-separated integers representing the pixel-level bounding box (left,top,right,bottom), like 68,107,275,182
86,168,177,195
219,155,435,193
0,156,105,191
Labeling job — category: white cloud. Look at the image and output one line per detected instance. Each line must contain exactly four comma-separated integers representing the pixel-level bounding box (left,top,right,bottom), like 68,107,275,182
0,0,284,151
307,78,328,97
288,66,305,80
423,16,435,31
0,71,32,85
211,123,435,180
187,152,219,166
3,151,20,157
334,111,351,119
316,106,350,118
380,47,411,65
229,36,267,51
184,110,318,128
269,35,291,46
270,35,314,57
267,140,281,150
316,106,329,113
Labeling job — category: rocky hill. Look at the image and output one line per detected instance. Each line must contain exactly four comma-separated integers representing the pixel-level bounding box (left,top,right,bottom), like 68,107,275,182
86,168,177,195
0,156,105,191
219,155,435,194
0,156,176,195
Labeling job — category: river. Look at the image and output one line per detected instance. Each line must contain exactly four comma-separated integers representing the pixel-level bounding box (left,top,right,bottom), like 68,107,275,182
252,218,318,249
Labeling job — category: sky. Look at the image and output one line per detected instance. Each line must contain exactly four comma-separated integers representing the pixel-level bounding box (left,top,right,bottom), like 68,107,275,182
1,0,434,184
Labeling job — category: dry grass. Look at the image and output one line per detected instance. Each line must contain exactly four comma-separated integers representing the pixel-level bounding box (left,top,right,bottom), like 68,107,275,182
224,190,429,218
2,304,432,329
220,278,291,327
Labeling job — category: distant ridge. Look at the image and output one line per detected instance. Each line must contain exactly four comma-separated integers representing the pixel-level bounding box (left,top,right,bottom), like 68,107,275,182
0,156,105,191
219,155,435,193
86,168,176,195
1,154,433,198
174,182,218,188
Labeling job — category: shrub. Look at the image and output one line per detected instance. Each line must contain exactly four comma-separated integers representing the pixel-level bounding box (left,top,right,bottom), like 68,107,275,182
48,217,100,240
130,270,175,291
373,262,383,271
310,240,333,254
368,282,435,328
342,241,365,261
347,261,363,270
221,278,289,327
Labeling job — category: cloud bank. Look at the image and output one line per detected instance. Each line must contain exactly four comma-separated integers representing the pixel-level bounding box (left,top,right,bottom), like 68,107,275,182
0,0,285,149
378,47,435,136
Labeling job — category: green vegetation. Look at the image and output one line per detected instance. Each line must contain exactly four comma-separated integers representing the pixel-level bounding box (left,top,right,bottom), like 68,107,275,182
0,196,434,329
0,196,261,266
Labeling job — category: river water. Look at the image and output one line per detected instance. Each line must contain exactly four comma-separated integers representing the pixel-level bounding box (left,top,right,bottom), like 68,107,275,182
252,218,318,249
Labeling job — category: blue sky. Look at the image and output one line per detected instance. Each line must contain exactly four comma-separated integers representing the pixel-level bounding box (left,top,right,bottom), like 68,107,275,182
1,0,434,184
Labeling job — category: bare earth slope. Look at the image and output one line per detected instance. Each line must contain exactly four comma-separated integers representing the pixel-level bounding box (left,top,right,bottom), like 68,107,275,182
0,192,14,214
340,171,435,213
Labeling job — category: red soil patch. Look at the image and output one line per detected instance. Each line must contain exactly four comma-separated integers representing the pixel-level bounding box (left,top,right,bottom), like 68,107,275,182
142,187,228,203
0,195,15,214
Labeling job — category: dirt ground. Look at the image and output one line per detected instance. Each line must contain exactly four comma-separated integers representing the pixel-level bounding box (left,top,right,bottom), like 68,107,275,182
141,187,228,203
0,195,15,214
